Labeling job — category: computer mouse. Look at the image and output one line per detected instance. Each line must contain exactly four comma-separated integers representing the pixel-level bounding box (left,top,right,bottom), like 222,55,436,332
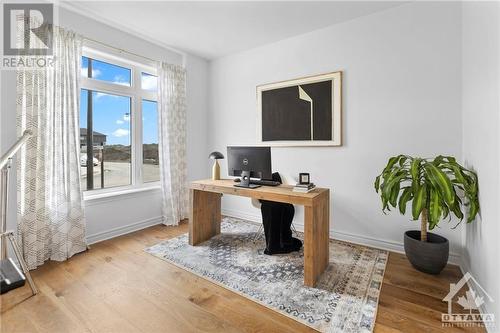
233,178,241,182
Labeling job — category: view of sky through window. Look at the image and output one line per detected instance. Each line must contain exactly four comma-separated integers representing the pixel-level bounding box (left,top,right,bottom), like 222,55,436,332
81,56,131,86
80,92,132,146
141,72,158,91
142,100,160,182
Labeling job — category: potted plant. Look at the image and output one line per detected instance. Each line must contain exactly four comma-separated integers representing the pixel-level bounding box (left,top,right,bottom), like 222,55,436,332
374,155,479,274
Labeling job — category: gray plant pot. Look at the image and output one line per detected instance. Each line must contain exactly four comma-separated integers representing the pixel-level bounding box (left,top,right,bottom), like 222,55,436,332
403,230,449,275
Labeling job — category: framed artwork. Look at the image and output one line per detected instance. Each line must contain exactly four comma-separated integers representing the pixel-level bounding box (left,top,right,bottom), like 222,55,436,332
256,71,342,146
299,173,310,184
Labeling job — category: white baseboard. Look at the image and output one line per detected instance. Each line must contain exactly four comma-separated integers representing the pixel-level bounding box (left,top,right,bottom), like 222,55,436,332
221,208,462,265
86,216,163,245
223,208,262,223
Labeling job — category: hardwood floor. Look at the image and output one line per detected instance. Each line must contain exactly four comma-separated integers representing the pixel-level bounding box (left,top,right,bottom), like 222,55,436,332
1,222,486,333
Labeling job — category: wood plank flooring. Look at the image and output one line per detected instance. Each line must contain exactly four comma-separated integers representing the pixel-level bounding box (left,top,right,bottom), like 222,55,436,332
0,222,486,333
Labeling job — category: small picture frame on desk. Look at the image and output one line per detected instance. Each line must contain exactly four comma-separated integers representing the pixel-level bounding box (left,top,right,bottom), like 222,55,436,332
299,173,310,185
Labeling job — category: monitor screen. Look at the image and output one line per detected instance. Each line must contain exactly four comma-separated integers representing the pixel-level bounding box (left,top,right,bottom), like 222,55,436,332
227,146,272,180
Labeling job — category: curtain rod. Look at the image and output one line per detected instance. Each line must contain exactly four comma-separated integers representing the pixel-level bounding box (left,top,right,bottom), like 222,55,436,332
14,16,160,65
83,37,159,65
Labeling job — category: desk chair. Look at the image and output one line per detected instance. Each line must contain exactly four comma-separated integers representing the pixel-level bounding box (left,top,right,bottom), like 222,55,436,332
251,173,298,242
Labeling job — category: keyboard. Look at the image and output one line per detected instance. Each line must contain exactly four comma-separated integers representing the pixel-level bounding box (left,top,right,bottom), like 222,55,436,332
251,179,280,186
233,178,281,186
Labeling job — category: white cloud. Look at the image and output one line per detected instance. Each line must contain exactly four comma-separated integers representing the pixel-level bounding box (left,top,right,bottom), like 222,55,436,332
112,128,129,138
141,74,158,91
94,92,121,100
116,119,124,125
113,75,130,86
94,92,111,100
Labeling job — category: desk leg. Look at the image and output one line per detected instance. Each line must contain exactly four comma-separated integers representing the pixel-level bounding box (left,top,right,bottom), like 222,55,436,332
304,191,330,287
189,189,221,245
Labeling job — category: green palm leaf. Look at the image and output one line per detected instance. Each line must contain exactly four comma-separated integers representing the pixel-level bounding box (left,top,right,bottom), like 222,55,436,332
429,188,442,228
398,187,413,215
412,184,427,220
424,163,455,205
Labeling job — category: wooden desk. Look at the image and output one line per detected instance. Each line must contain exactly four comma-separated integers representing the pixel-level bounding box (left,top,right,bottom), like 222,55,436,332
189,179,330,287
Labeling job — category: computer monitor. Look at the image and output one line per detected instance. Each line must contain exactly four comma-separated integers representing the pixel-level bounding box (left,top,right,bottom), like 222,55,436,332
227,146,272,185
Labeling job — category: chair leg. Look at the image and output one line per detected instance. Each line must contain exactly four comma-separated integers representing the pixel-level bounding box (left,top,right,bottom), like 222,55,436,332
253,223,264,242
6,232,38,295
255,222,297,242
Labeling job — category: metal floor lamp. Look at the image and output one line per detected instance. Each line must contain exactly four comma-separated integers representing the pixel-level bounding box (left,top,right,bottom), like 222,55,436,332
0,130,38,295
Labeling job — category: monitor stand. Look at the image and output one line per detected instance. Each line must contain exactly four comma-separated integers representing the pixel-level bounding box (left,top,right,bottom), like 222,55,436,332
234,171,261,189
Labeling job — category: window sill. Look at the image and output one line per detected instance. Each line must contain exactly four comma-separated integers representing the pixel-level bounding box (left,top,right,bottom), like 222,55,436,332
83,184,161,204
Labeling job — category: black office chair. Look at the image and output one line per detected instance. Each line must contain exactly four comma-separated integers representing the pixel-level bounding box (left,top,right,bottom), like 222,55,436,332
252,172,302,255
251,172,298,241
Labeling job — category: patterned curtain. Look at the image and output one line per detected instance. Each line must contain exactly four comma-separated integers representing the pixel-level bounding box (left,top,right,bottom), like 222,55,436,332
16,26,86,270
157,63,188,226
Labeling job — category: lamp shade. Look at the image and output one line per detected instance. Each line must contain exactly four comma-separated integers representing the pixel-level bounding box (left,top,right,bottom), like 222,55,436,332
209,151,224,160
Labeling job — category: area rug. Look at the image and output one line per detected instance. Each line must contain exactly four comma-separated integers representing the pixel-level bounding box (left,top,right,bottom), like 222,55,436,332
145,217,388,332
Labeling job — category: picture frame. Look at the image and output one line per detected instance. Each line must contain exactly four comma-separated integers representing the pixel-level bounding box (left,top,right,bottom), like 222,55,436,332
299,173,310,185
256,71,342,147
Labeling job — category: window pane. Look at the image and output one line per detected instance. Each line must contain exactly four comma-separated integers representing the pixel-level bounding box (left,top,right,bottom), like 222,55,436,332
141,72,157,91
95,92,132,188
142,100,159,182
79,89,89,190
81,56,89,77
86,58,131,87
80,89,132,190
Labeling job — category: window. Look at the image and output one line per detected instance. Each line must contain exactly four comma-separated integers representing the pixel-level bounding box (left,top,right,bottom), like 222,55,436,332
141,72,158,91
142,100,160,183
80,48,158,193
82,56,131,86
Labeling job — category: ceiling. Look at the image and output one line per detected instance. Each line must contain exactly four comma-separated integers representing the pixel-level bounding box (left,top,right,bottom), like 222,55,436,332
65,1,404,60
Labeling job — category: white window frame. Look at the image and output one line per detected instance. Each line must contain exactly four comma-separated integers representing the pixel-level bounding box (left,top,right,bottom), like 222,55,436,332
81,43,159,197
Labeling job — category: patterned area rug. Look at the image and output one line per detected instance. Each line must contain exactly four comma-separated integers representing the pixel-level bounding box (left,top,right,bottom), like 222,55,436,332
145,217,388,332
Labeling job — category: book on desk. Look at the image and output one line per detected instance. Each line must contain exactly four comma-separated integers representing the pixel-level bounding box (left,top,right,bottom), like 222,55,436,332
293,183,316,193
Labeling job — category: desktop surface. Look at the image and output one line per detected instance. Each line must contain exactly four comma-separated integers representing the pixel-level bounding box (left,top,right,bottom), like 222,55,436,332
190,179,328,205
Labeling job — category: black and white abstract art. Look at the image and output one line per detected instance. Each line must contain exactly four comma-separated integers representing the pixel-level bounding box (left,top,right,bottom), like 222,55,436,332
257,71,342,146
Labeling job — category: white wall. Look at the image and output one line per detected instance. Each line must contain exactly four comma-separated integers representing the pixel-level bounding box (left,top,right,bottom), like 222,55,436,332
461,1,500,325
208,2,464,259
0,7,209,243
186,53,210,182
